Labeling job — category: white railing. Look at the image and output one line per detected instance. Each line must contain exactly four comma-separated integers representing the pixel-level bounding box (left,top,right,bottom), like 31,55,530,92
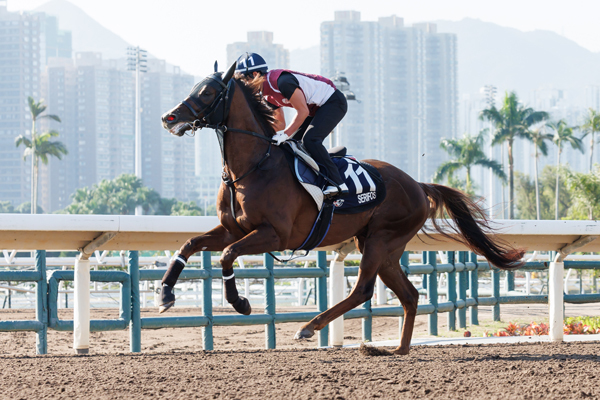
2,214,600,348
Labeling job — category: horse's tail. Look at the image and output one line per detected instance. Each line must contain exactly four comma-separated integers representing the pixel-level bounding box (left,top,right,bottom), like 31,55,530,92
418,183,524,270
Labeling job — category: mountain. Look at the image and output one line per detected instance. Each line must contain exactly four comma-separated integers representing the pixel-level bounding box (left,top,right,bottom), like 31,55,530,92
35,0,130,60
435,18,600,100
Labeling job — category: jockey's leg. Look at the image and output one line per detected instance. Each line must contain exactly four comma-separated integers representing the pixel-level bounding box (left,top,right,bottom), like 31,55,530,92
159,224,236,313
219,224,281,315
301,90,347,187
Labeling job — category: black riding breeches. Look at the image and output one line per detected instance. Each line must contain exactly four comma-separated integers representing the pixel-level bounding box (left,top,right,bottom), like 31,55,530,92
294,89,348,186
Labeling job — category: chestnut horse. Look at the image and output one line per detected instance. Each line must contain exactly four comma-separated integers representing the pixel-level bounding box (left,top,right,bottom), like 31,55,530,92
159,63,523,355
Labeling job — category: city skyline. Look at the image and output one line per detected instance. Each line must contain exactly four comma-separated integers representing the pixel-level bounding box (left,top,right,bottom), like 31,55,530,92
10,0,600,78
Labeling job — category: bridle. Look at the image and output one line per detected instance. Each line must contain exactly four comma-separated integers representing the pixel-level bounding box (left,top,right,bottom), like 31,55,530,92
174,71,279,242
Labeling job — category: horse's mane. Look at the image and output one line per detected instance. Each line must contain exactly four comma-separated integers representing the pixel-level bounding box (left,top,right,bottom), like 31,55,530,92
234,77,276,136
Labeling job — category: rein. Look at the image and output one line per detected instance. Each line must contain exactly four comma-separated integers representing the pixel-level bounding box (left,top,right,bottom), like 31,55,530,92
183,79,296,262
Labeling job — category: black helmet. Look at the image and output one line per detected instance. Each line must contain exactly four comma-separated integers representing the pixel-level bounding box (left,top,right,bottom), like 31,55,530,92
235,52,268,75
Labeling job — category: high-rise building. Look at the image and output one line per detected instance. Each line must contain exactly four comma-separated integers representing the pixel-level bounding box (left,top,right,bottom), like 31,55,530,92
0,4,72,209
141,59,196,201
39,52,135,212
226,31,289,70
321,12,458,181
39,53,199,212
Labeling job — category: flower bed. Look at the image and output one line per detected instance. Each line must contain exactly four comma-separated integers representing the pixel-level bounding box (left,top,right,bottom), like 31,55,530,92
486,317,600,337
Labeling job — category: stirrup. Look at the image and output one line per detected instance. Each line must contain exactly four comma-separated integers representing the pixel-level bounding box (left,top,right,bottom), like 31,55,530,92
323,183,348,197
288,141,319,172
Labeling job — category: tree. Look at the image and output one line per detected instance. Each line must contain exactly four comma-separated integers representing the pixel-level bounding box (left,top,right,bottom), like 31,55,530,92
580,108,600,172
566,166,600,220
0,201,14,213
515,166,571,220
480,91,549,219
434,131,506,196
170,201,203,216
15,97,65,215
64,174,160,215
62,174,208,216
523,125,553,220
549,120,583,220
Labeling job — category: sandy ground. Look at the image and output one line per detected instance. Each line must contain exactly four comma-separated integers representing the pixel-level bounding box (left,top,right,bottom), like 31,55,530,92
1,303,599,399
0,302,598,355
0,340,598,399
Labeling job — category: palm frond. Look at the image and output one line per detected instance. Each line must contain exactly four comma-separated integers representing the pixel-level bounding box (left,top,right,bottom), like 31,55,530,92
433,161,461,183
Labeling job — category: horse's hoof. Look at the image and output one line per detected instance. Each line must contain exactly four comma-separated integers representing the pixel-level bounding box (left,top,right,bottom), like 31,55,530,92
232,296,252,315
294,327,315,340
393,347,410,355
158,285,175,314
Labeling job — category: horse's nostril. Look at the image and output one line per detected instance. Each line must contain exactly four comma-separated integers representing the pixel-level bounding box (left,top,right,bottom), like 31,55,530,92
166,115,176,122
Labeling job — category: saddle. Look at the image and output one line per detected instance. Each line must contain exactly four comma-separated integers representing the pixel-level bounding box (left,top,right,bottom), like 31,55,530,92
280,141,386,254
282,140,386,214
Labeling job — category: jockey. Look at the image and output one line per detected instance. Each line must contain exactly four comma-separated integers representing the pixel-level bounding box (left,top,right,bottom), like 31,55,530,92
235,52,349,197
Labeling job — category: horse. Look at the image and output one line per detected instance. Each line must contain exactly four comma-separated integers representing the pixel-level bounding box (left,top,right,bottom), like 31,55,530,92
158,62,524,355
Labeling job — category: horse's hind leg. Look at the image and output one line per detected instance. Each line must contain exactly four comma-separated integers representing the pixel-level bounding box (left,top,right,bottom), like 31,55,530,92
294,238,383,339
377,247,419,355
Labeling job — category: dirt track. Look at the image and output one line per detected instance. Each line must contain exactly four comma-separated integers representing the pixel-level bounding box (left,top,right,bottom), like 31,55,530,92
1,304,599,399
1,341,599,399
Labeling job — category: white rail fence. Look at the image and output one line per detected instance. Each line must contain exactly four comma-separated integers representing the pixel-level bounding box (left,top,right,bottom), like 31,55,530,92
2,214,600,347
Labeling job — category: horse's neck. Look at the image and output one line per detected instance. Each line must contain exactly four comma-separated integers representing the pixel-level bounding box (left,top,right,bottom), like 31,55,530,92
222,91,273,181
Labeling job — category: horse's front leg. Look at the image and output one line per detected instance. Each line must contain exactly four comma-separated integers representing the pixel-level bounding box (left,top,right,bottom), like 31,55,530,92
220,224,281,315
159,224,236,313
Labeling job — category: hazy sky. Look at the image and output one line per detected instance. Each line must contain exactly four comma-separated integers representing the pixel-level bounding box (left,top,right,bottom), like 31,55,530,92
11,0,600,76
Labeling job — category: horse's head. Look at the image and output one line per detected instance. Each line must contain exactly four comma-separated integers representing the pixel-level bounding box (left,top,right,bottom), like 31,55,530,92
161,62,237,136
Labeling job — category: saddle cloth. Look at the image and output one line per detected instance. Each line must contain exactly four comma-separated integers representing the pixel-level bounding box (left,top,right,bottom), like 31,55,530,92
283,141,387,214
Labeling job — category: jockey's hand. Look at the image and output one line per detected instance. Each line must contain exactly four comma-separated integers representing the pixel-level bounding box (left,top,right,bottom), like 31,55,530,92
273,132,289,146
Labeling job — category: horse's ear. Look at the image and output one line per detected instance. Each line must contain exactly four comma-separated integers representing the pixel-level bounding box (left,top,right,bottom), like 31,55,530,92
214,60,218,73
222,61,237,84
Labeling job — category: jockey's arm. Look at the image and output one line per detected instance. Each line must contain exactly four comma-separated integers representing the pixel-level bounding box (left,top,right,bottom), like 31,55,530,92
283,89,310,137
272,108,286,131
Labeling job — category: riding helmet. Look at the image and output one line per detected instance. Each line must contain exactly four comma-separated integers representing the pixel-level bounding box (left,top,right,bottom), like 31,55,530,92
235,53,268,76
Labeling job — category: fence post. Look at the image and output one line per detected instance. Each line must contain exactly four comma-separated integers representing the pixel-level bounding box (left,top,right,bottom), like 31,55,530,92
202,251,214,350
35,250,47,355
329,250,345,347
492,267,500,321
317,251,329,347
507,271,515,292
73,254,90,354
399,252,409,337
447,251,456,331
427,251,438,336
458,251,467,329
264,253,276,349
469,252,479,326
362,298,372,342
549,260,564,341
128,251,141,352
422,251,428,290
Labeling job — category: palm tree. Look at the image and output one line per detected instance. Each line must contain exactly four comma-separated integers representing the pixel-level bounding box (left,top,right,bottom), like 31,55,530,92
480,91,549,219
524,125,553,220
434,131,507,195
550,120,583,220
580,108,600,172
566,167,600,220
15,130,68,214
15,97,63,214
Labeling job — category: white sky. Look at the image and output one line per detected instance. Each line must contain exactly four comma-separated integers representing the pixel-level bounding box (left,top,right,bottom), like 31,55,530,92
10,0,600,76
